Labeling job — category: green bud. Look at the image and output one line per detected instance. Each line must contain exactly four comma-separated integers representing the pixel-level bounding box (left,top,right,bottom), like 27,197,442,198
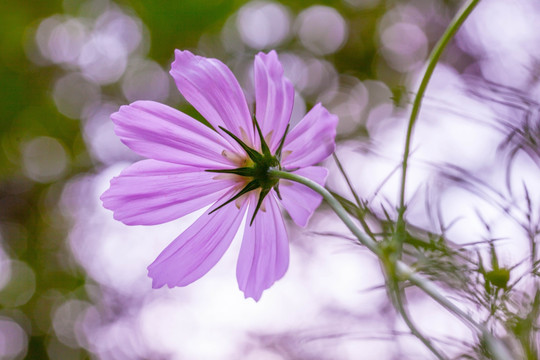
485,268,510,289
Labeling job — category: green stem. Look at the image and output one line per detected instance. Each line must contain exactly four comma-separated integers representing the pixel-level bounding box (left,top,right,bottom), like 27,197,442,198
399,263,512,360
269,169,512,360
270,169,381,256
396,0,481,251
390,277,447,360
332,153,377,240
271,169,462,322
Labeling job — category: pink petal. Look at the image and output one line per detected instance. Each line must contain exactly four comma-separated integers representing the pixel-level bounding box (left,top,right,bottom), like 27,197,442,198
237,193,289,301
279,166,328,227
282,103,338,168
254,51,294,152
101,160,236,225
148,191,248,288
112,101,237,169
170,50,255,147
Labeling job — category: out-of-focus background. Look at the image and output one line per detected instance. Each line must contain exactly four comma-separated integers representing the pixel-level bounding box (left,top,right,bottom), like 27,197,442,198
2,0,540,358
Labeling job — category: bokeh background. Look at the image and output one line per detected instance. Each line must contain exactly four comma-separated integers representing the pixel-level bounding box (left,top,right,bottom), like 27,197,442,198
2,0,540,358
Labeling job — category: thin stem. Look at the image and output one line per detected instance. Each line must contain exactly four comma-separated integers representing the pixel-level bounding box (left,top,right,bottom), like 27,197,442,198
270,169,381,256
272,169,471,323
332,153,377,240
269,169,512,360
333,153,362,208
400,263,513,360
396,0,481,250
393,262,474,325
389,277,447,360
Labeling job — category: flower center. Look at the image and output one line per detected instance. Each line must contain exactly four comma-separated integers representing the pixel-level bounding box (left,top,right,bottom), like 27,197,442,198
206,118,289,225
252,152,280,188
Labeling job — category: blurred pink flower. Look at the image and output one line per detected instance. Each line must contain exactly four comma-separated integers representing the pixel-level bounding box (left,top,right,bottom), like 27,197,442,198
101,50,337,300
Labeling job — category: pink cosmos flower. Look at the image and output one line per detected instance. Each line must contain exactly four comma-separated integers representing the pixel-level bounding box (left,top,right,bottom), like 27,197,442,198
101,50,337,301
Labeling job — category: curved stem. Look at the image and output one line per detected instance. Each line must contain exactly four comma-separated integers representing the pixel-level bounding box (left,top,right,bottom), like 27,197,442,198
389,277,447,360
332,153,377,241
270,169,381,256
400,263,512,360
396,0,481,250
269,169,512,360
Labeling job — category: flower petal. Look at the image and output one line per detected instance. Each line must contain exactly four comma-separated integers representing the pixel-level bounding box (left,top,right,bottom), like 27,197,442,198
282,103,338,168
112,100,237,168
237,193,289,301
148,191,248,288
170,50,255,146
101,160,236,225
279,166,328,227
254,51,294,152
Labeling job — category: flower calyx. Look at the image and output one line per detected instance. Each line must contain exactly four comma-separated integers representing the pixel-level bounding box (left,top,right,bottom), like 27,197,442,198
207,118,290,225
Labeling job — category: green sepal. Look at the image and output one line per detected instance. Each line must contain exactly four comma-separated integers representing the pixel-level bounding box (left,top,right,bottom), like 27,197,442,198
273,183,282,200
209,179,260,215
219,126,262,163
275,124,290,162
252,116,271,157
206,167,256,177
250,187,271,226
